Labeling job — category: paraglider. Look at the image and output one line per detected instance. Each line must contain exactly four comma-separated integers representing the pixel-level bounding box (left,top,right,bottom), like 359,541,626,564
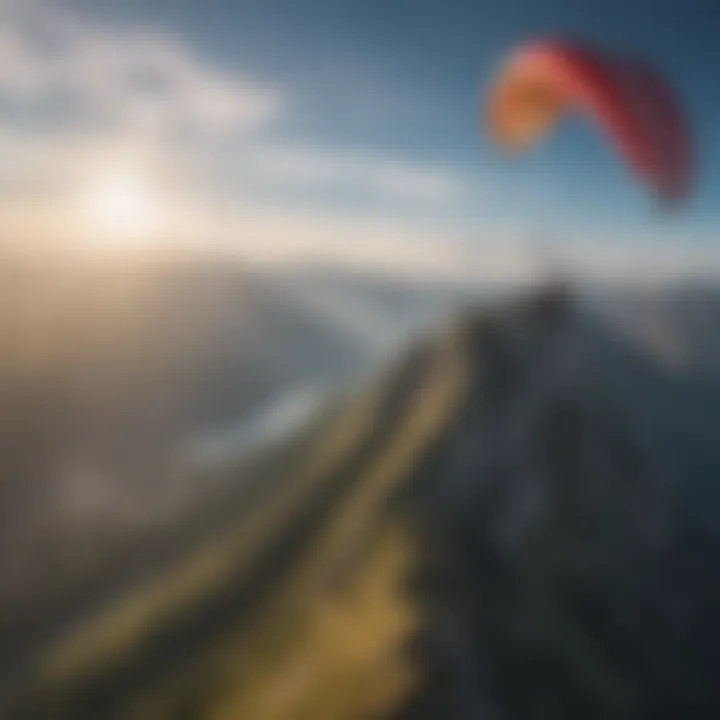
484,39,694,207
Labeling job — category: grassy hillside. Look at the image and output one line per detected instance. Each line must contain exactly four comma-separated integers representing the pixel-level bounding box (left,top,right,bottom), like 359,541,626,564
5,300,470,719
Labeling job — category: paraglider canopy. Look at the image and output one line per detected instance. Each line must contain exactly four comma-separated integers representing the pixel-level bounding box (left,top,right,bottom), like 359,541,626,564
484,40,693,207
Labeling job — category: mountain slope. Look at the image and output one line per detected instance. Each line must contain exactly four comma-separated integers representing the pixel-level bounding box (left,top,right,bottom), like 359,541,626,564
7,285,720,719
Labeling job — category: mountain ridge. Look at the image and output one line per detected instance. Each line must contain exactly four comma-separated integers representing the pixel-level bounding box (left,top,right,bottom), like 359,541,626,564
6,283,720,719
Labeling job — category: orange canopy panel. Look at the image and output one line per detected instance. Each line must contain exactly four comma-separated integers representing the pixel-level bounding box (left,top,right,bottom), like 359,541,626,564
484,40,694,206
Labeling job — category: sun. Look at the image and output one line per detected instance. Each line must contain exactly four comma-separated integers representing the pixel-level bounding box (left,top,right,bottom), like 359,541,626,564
81,170,166,248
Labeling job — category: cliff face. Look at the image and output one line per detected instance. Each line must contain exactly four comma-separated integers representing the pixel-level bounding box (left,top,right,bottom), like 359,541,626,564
7,286,720,719
404,286,720,720
403,295,690,719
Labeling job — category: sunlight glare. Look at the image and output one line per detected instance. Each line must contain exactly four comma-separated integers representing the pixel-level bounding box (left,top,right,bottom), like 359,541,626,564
82,170,166,249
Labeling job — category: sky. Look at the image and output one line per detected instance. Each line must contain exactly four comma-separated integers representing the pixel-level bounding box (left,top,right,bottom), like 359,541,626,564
0,0,718,279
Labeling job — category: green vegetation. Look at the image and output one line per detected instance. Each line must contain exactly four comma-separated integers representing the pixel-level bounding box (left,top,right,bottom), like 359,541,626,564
10,317,468,719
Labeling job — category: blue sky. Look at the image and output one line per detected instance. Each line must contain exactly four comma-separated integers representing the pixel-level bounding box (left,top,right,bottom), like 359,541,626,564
1,0,718,278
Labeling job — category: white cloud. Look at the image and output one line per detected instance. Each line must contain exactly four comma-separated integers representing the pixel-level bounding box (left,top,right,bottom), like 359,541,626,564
0,0,471,252
240,144,465,204
0,0,710,286
0,2,285,137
